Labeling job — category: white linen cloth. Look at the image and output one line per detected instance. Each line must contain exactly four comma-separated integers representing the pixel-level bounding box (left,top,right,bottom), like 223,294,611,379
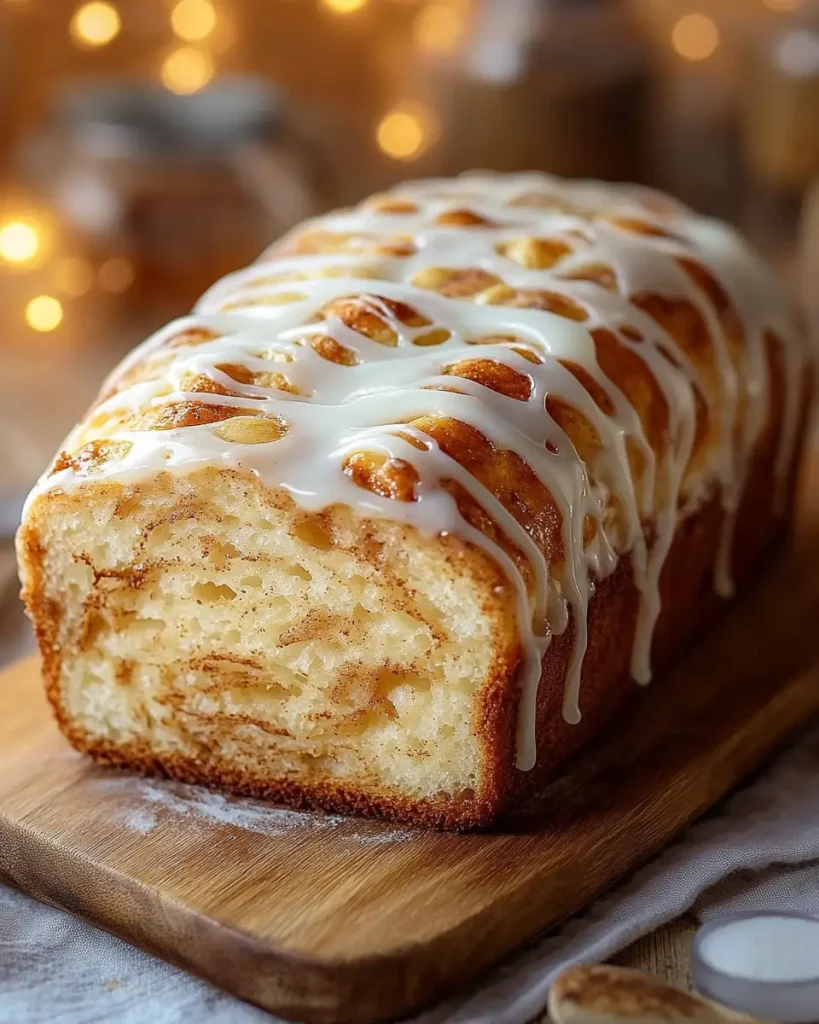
0,724,817,1024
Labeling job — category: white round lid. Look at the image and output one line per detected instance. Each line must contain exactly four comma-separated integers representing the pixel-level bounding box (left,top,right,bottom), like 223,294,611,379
693,912,819,1023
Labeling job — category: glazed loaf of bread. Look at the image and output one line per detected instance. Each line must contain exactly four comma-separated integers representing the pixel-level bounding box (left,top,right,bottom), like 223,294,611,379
17,173,810,828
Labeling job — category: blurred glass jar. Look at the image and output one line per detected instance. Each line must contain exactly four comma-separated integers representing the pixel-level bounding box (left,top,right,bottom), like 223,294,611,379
742,14,819,197
20,78,320,310
415,0,650,183
800,176,819,341
736,12,819,262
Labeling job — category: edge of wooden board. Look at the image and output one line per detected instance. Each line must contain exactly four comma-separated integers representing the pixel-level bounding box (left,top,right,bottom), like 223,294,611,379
0,649,817,1022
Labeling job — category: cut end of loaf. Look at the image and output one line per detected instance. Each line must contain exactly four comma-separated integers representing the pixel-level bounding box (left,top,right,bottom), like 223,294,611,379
18,468,521,827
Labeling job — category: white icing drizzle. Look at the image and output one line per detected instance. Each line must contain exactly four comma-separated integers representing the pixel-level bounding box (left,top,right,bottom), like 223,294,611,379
25,172,807,774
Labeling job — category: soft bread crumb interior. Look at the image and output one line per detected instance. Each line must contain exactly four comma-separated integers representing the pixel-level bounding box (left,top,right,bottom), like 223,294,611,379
25,469,515,805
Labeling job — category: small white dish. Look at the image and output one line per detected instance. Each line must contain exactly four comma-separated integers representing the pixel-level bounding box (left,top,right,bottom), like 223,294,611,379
693,911,819,1023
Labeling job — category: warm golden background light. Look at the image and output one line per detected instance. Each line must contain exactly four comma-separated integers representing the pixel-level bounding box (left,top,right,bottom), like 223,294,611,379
25,295,63,333
161,46,215,94
0,0,810,354
413,2,466,54
671,13,720,62
376,103,438,161
97,257,134,294
320,0,368,15
208,13,235,53
55,257,94,297
0,221,40,265
171,0,218,43
70,1,121,49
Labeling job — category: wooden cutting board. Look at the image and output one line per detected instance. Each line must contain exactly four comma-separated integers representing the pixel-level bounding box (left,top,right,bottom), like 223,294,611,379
2,518,819,1024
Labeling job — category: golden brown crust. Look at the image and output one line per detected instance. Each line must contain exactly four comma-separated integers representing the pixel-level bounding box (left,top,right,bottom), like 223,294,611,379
550,965,708,1015
506,362,812,818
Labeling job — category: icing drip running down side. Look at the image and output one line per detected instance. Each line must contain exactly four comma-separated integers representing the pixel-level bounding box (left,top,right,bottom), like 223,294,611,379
27,172,807,773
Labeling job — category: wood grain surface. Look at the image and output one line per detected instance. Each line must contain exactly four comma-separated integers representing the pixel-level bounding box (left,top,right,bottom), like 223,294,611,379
1,491,819,1024
612,916,697,992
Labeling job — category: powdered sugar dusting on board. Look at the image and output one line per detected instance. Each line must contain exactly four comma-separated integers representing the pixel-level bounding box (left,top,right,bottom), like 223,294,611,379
124,806,159,835
92,773,418,844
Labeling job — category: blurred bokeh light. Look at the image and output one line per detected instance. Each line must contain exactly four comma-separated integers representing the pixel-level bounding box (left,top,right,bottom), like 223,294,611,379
320,0,369,15
0,221,40,266
376,103,439,161
671,13,721,61
54,257,94,297
171,0,218,43
161,46,215,94
69,2,121,50
413,2,467,54
25,295,63,333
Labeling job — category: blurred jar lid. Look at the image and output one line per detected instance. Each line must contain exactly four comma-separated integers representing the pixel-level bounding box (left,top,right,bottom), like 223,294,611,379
54,77,285,160
742,15,819,193
464,0,644,85
772,23,819,79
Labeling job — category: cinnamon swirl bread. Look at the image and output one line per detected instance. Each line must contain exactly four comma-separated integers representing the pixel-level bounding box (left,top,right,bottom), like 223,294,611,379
17,173,811,828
